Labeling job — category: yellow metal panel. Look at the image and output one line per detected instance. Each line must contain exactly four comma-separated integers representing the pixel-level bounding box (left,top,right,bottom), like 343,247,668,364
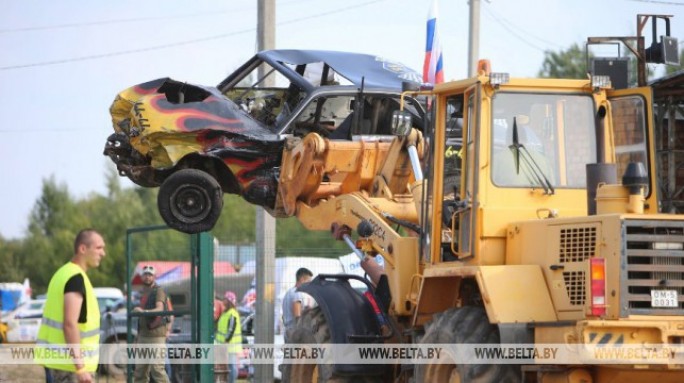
477,265,557,322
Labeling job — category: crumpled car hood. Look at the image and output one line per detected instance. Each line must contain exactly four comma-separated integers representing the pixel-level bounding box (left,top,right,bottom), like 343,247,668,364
107,78,284,206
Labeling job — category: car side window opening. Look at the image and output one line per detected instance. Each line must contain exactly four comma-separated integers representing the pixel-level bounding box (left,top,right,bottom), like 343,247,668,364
293,95,354,137
291,95,405,139
222,62,304,129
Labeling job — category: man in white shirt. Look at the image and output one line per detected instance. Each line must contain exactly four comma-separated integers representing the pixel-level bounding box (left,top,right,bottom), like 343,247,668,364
281,267,314,342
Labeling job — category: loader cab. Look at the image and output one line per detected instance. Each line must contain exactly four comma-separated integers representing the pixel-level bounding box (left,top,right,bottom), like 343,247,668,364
420,74,656,268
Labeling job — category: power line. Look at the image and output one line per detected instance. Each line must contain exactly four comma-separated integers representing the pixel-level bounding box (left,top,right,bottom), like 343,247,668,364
483,5,563,51
0,26,256,71
481,5,550,53
0,0,305,34
0,127,111,133
0,9,250,34
626,0,684,5
0,0,381,72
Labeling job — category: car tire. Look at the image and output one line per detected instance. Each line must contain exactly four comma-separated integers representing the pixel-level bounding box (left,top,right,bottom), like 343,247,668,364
157,169,223,234
100,336,127,377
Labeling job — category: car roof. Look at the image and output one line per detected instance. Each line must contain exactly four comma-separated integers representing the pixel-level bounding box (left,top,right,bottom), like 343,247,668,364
258,50,422,89
219,49,422,92
93,287,124,299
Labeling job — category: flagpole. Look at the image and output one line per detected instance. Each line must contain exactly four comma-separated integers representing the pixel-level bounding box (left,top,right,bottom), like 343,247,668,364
468,0,481,77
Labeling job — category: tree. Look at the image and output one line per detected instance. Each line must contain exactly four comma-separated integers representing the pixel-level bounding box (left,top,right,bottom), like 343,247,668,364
537,43,588,79
0,237,24,282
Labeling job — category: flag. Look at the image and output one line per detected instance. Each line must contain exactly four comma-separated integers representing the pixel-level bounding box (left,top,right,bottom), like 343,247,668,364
423,0,444,84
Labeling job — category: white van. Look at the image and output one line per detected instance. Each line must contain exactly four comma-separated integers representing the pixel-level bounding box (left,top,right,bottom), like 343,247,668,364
239,256,346,335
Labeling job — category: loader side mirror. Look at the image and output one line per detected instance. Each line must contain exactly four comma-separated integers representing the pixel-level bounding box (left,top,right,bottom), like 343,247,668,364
391,110,412,137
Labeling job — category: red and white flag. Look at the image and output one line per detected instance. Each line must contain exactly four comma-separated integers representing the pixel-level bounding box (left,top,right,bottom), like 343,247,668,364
423,0,444,84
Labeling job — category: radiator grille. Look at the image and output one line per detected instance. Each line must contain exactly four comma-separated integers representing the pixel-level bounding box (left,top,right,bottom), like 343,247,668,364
563,271,586,305
560,227,597,263
622,220,684,315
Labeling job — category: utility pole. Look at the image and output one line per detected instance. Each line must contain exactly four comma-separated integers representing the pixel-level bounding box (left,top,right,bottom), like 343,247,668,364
255,1,276,383
468,0,481,77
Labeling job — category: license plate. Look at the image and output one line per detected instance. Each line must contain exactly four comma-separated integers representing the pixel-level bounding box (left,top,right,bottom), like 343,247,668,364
651,290,678,308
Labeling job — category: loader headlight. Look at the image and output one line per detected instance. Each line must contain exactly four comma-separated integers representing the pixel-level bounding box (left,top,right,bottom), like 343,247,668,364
591,75,612,89
489,72,510,87
391,110,413,137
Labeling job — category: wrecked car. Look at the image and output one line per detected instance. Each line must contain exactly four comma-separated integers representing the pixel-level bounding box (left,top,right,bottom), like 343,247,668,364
104,50,425,233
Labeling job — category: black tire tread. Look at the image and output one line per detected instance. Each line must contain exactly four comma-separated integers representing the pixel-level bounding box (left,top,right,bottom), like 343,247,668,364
157,168,223,233
285,307,381,383
415,306,520,383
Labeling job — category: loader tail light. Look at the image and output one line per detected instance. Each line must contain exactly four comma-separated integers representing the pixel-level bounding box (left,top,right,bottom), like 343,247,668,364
590,258,607,316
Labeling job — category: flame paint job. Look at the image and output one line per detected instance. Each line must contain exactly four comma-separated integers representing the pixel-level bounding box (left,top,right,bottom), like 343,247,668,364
105,78,284,207
104,50,424,211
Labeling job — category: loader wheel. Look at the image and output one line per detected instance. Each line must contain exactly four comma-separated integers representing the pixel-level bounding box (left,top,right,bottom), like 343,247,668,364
283,307,382,383
414,306,520,383
158,168,223,234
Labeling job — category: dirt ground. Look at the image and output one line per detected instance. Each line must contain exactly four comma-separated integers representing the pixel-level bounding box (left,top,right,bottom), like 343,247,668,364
0,365,126,383
0,365,251,383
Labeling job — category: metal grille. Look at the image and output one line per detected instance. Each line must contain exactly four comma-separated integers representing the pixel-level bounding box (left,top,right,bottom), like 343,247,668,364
563,271,586,305
622,220,684,315
559,227,597,263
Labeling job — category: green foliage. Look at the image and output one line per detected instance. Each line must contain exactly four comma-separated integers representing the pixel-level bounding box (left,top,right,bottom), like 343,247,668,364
665,50,684,75
538,42,664,86
5,169,350,294
0,237,24,283
537,43,588,79
211,195,256,244
275,217,348,257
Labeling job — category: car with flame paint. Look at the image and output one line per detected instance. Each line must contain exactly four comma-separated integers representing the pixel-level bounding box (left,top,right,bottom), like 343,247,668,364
104,50,424,233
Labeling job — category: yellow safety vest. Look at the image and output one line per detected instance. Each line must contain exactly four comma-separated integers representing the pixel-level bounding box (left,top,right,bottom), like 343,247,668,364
35,262,100,372
216,307,242,353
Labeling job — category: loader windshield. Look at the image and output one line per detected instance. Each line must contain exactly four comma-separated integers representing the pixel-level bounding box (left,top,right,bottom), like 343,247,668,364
491,92,596,189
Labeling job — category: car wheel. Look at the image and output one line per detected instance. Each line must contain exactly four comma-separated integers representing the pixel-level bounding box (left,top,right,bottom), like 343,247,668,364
158,169,223,234
100,337,127,377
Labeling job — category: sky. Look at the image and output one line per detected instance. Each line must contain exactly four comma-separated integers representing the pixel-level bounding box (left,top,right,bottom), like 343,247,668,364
0,0,683,239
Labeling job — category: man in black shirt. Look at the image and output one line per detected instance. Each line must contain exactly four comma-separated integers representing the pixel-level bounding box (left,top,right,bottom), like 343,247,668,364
37,229,106,383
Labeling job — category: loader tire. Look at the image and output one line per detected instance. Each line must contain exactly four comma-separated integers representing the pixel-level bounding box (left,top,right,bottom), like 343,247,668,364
414,306,520,383
283,307,382,383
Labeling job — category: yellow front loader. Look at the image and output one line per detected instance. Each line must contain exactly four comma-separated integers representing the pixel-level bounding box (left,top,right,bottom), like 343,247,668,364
275,61,684,382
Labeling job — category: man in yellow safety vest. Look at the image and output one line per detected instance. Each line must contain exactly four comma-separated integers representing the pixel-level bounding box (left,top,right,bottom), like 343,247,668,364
216,291,242,383
36,229,106,383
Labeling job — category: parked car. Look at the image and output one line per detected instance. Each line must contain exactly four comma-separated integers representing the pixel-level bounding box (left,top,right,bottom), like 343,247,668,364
240,313,284,381
4,298,45,343
96,287,136,377
104,49,425,234
94,287,124,314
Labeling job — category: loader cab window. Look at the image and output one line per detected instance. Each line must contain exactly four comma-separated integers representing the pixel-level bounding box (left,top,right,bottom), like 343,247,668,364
491,93,596,189
441,95,465,261
445,96,464,196
609,95,650,196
